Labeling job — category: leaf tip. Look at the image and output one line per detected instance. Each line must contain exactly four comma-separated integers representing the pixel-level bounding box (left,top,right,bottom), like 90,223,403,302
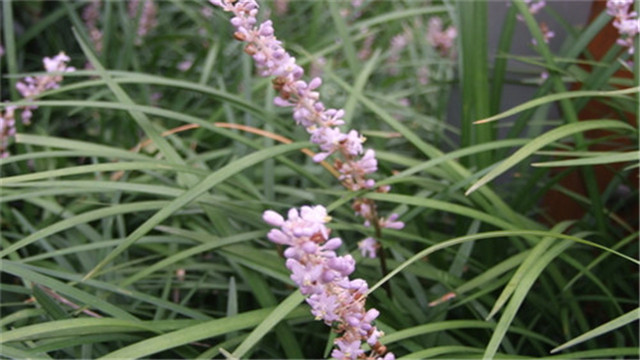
464,185,478,196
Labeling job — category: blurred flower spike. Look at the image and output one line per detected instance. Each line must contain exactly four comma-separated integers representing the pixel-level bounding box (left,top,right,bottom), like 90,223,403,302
606,0,640,54
1,52,74,158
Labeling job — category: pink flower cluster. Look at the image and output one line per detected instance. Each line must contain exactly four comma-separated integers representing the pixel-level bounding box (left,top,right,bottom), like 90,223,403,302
263,206,394,360
0,106,17,158
83,0,103,53
532,22,555,45
523,0,546,17
606,0,639,54
386,32,410,75
15,52,75,125
513,0,554,45
210,0,403,252
2,52,74,158
426,17,457,58
128,0,158,45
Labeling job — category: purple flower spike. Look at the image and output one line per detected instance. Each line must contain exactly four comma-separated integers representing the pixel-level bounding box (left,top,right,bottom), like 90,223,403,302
606,0,639,54
4,52,74,157
212,1,398,357
260,207,392,359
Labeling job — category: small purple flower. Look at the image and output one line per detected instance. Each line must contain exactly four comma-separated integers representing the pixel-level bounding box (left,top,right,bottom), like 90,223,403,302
0,106,17,158
310,127,346,161
328,255,356,276
358,237,378,259
263,210,285,226
526,0,546,15
343,130,364,156
427,17,457,58
347,278,369,293
308,292,340,323
387,32,410,75
300,205,329,223
287,260,324,295
266,228,290,245
357,149,378,174
367,327,384,346
321,108,346,127
332,339,365,360
380,352,396,360
380,213,405,230
129,0,158,45
607,0,634,17
323,237,342,250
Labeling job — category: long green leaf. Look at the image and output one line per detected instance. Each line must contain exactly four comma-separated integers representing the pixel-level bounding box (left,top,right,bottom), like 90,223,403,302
0,345,52,360
231,291,305,358
72,27,184,165
486,221,574,321
550,308,640,354
15,134,154,161
118,231,263,287
475,83,639,125
369,230,638,295
15,262,212,320
2,0,18,99
32,285,70,321
98,306,310,359
83,142,307,280
532,151,639,167
0,318,158,343
0,201,168,258
483,240,574,359
0,162,204,185
2,261,138,320
466,120,635,195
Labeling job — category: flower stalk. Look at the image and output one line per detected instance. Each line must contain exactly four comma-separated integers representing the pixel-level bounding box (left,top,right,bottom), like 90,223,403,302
210,0,403,358
210,0,403,257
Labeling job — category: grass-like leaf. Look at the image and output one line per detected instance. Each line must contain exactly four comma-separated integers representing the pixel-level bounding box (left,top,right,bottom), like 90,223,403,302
532,151,639,167
475,87,639,125
550,308,640,354
98,306,310,359
466,120,635,195
83,142,307,280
